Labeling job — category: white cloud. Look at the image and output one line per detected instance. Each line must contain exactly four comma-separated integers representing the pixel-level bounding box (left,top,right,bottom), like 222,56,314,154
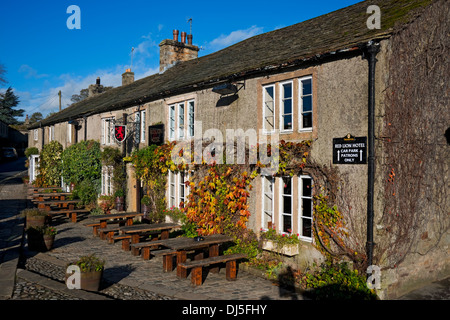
18,64,49,79
208,25,264,51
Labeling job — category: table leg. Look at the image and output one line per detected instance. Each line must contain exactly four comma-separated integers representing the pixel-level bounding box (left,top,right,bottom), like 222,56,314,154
163,254,174,272
176,251,187,278
209,244,219,273
126,217,133,226
161,230,169,240
131,234,140,256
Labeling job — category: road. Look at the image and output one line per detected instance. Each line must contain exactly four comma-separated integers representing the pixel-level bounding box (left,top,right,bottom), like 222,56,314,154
0,157,27,184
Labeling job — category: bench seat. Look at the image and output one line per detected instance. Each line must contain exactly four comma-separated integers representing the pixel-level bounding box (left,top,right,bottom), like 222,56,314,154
178,253,247,286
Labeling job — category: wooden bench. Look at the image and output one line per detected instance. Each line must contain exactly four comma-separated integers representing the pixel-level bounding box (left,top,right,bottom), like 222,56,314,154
177,253,247,286
84,219,123,236
48,209,89,222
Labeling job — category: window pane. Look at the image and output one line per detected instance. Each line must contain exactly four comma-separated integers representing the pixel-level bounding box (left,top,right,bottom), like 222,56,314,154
302,178,312,197
283,215,292,233
302,95,312,112
188,101,195,137
283,98,292,114
302,198,312,217
283,196,292,214
302,79,312,95
283,114,292,130
302,112,312,129
282,177,292,194
283,83,292,98
302,218,312,238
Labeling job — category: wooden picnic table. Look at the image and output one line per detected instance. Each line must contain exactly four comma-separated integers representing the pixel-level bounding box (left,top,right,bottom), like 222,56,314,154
88,212,144,229
36,199,81,210
32,192,73,202
143,234,233,277
116,222,180,251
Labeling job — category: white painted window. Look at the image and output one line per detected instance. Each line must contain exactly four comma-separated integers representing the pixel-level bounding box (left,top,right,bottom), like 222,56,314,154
168,170,189,209
299,76,313,131
280,81,293,132
262,84,275,133
178,103,185,139
261,175,274,230
168,170,176,208
188,100,195,138
67,123,72,144
299,175,313,241
169,105,175,140
101,117,114,145
49,126,55,142
101,166,114,196
140,110,146,142
33,129,38,141
280,176,293,234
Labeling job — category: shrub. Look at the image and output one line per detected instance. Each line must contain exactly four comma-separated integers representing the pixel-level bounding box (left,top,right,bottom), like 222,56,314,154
61,140,101,186
24,147,39,158
38,141,63,186
301,262,378,300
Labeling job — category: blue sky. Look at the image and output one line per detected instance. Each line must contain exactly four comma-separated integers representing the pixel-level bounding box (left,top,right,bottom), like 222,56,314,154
0,0,361,121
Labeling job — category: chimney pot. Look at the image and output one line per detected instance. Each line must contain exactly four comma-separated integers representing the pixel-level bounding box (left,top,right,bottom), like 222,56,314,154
173,29,179,42
96,77,100,85
181,31,186,43
187,34,193,45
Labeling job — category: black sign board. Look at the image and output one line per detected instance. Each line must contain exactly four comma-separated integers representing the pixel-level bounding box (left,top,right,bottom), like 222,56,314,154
148,124,164,146
114,125,127,142
333,135,367,164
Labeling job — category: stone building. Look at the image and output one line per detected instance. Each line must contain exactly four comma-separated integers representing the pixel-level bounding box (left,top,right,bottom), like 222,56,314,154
27,0,449,299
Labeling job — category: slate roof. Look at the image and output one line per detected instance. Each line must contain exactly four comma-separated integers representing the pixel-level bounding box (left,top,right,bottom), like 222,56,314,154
28,0,434,129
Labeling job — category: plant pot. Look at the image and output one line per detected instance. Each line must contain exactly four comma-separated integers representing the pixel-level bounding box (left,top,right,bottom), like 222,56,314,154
26,215,47,228
43,234,55,251
65,270,103,292
115,196,124,211
262,240,299,256
141,203,151,216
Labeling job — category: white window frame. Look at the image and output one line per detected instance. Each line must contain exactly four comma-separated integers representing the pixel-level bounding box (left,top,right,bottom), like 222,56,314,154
262,84,276,134
298,175,313,242
101,117,115,145
49,126,55,142
67,123,72,144
168,170,176,208
279,176,293,234
187,100,195,138
298,76,313,132
140,110,146,142
261,175,274,230
101,166,114,196
178,103,185,139
33,129,38,141
279,81,293,133
169,105,175,141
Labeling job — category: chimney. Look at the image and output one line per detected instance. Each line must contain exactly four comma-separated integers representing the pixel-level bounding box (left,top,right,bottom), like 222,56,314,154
88,77,103,97
122,68,135,86
173,29,179,41
159,29,199,73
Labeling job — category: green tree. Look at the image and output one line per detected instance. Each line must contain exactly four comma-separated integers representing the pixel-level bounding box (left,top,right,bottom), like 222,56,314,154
29,112,43,124
0,87,23,125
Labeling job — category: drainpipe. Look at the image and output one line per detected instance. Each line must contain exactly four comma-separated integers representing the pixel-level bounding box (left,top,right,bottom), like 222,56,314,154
84,116,87,141
365,41,380,268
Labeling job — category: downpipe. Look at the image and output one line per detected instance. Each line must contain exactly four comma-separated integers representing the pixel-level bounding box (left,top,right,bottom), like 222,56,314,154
364,41,380,268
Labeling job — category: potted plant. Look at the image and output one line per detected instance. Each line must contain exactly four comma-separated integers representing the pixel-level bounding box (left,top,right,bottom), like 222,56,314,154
260,226,300,256
98,195,114,214
21,208,49,228
141,195,151,216
66,254,105,292
26,226,57,251
114,189,125,211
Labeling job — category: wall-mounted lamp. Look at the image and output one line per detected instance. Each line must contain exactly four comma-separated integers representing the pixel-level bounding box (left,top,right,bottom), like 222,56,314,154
212,82,245,96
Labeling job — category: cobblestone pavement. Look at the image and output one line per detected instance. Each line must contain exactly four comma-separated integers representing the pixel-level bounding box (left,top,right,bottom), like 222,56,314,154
15,214,301,300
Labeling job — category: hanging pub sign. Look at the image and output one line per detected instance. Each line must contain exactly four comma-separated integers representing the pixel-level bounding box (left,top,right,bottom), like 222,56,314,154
114,125,127,142
148,124,164,146
332,134,367,164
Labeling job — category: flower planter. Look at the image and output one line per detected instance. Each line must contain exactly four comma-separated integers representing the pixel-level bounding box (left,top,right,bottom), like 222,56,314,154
262,240,299,256
65,270,103,292
115,196,124,211
26,215,47,228
43,234,55,251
